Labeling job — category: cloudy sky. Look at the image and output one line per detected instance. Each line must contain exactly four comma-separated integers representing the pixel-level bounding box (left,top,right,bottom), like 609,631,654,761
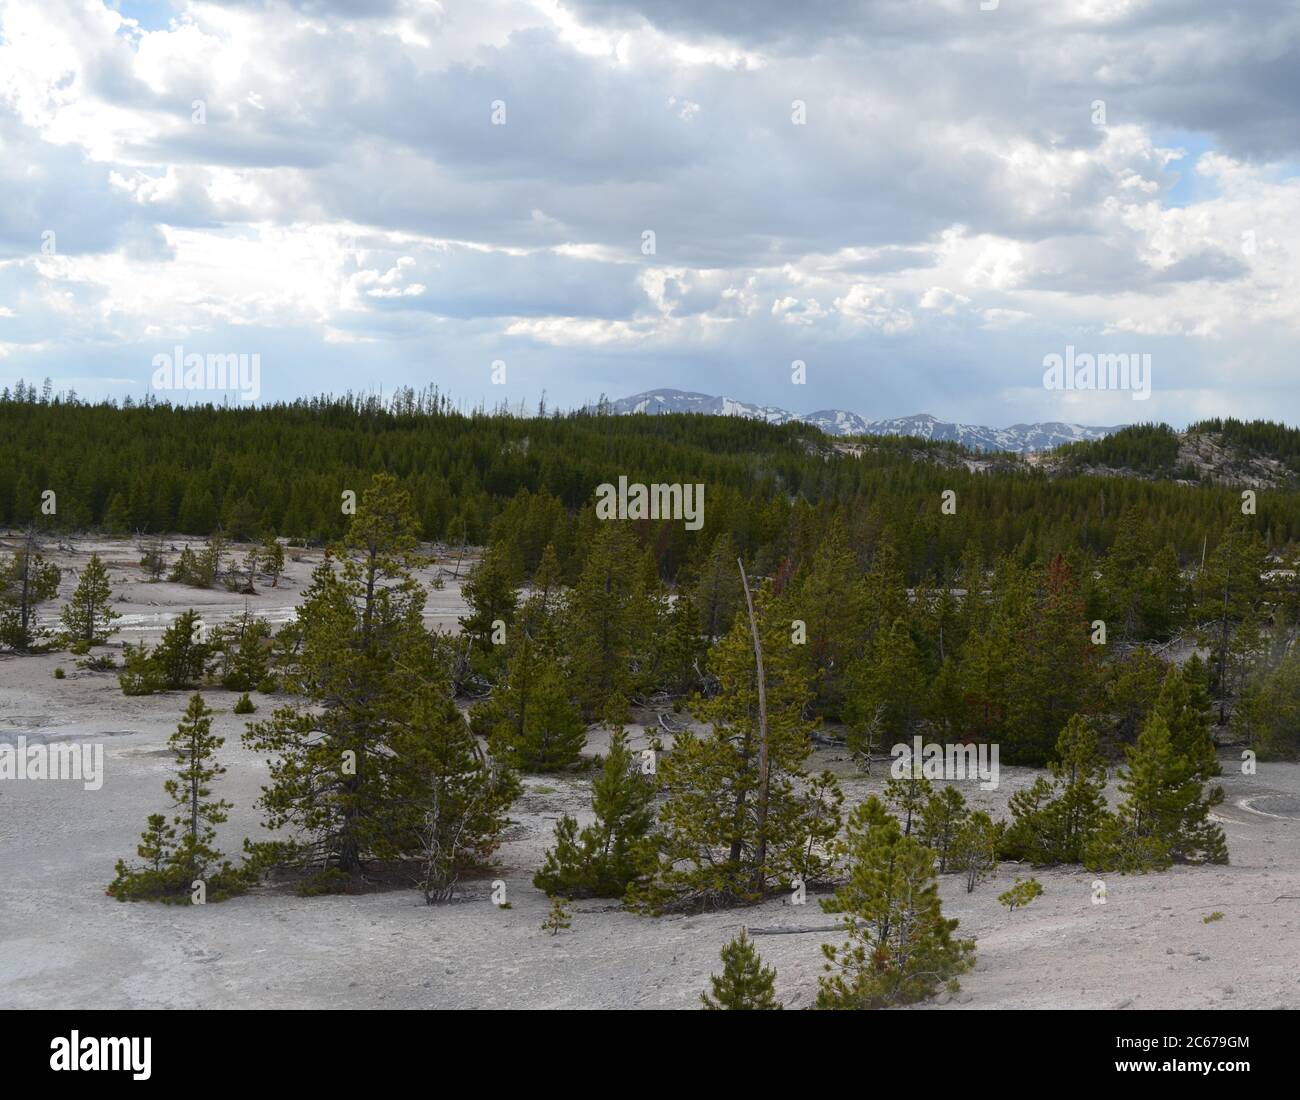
1,0,1298,426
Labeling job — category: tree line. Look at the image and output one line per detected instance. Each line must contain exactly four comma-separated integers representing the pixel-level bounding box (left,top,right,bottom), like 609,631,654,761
5,390,1300,582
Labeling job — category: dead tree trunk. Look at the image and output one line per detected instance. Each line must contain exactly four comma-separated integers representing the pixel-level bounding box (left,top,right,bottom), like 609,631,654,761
739,559,770,894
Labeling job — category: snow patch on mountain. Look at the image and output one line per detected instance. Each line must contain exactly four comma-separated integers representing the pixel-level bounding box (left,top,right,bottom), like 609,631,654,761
592,389,1123,454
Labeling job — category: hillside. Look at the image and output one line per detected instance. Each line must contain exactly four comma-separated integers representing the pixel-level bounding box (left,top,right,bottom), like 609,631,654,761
1047,421,1300,489
4,391,1300,580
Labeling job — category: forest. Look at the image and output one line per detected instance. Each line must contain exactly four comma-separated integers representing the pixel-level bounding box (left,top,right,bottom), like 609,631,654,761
3,384,1300,581
3,387,1298,1008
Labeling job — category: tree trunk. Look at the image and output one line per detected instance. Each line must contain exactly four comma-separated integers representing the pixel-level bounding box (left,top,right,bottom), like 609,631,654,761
738,560,770,894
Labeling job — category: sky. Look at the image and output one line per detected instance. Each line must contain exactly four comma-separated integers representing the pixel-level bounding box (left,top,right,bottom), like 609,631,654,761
1,0,1299,427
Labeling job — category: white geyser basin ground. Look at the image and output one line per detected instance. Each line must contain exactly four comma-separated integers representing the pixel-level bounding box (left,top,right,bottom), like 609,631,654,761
1,539,1298,1009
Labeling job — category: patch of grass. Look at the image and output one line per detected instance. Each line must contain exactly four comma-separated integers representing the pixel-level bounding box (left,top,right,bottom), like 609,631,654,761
1203,911,1224,923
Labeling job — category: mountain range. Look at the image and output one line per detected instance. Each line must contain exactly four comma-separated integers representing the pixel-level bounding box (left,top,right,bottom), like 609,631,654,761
592,389,1123,454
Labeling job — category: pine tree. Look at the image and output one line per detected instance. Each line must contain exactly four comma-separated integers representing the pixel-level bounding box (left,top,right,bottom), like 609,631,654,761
700,929,781,1010
632,582,843,911
1152,661,1220,787
926,655,966,743
533,728,656,898
818,796,974,1008
139,534,167,581
481,601,586,772
1195,524,1267,724
1104,645,1166,743
540,896,572,936
1005,714,1110,865
165,694,240,893
1004,555,1097,765
260,534,285,587
412,684,520,903
218,610,272,692
229,546,259,594
789,520,866,718
918,785,968,873
563,522,647,720
118,640,164,695
950,810,998,893
998,876,1043,911
884,760,932,838
959,600,1015,744
168,546,205,586
1235,645,1300,759
243,474,443,876
59,553,120,646
107,815,178,900
198,531,226,587
0,528,61,650
152,609,209,689
691,533,744,639
109,694,243,902
1086,712,1229,873
847,616,926,754
459,540,520,678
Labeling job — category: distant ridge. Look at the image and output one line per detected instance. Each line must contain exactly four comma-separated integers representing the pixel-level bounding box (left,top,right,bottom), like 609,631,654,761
591,389,1123,454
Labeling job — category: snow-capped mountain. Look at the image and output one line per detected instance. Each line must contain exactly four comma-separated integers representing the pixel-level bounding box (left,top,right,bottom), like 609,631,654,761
592,390,1122,454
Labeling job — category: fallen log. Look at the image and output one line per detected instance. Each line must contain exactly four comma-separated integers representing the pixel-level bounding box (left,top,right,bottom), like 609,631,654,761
747,922,860,936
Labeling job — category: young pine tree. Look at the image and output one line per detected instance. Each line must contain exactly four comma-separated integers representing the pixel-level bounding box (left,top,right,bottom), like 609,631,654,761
790,520,867,719
109,694,243,902
0,529,61,650
165,693,241,896
152,609,209,690
480,584,586,772
1004,555,1097,765
691,533,744,640
533,727,657,898
59,553,120,647
950,810,999,893
884,760,933,838
260,534,285,588
218,611,272,692
168,546,204,586
1004,714,1110,865
412,684,520,903
1086,713,1229,873
107,814,178,900
1195,525,1267,724
918,785,968,873
700,929,781,1010
818,796,974,1008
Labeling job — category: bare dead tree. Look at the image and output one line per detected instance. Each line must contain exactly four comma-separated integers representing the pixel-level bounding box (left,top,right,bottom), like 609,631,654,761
738,558,771,894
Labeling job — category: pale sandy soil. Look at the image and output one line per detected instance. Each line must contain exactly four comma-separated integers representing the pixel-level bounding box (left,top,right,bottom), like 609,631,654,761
1,537,1298,1010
